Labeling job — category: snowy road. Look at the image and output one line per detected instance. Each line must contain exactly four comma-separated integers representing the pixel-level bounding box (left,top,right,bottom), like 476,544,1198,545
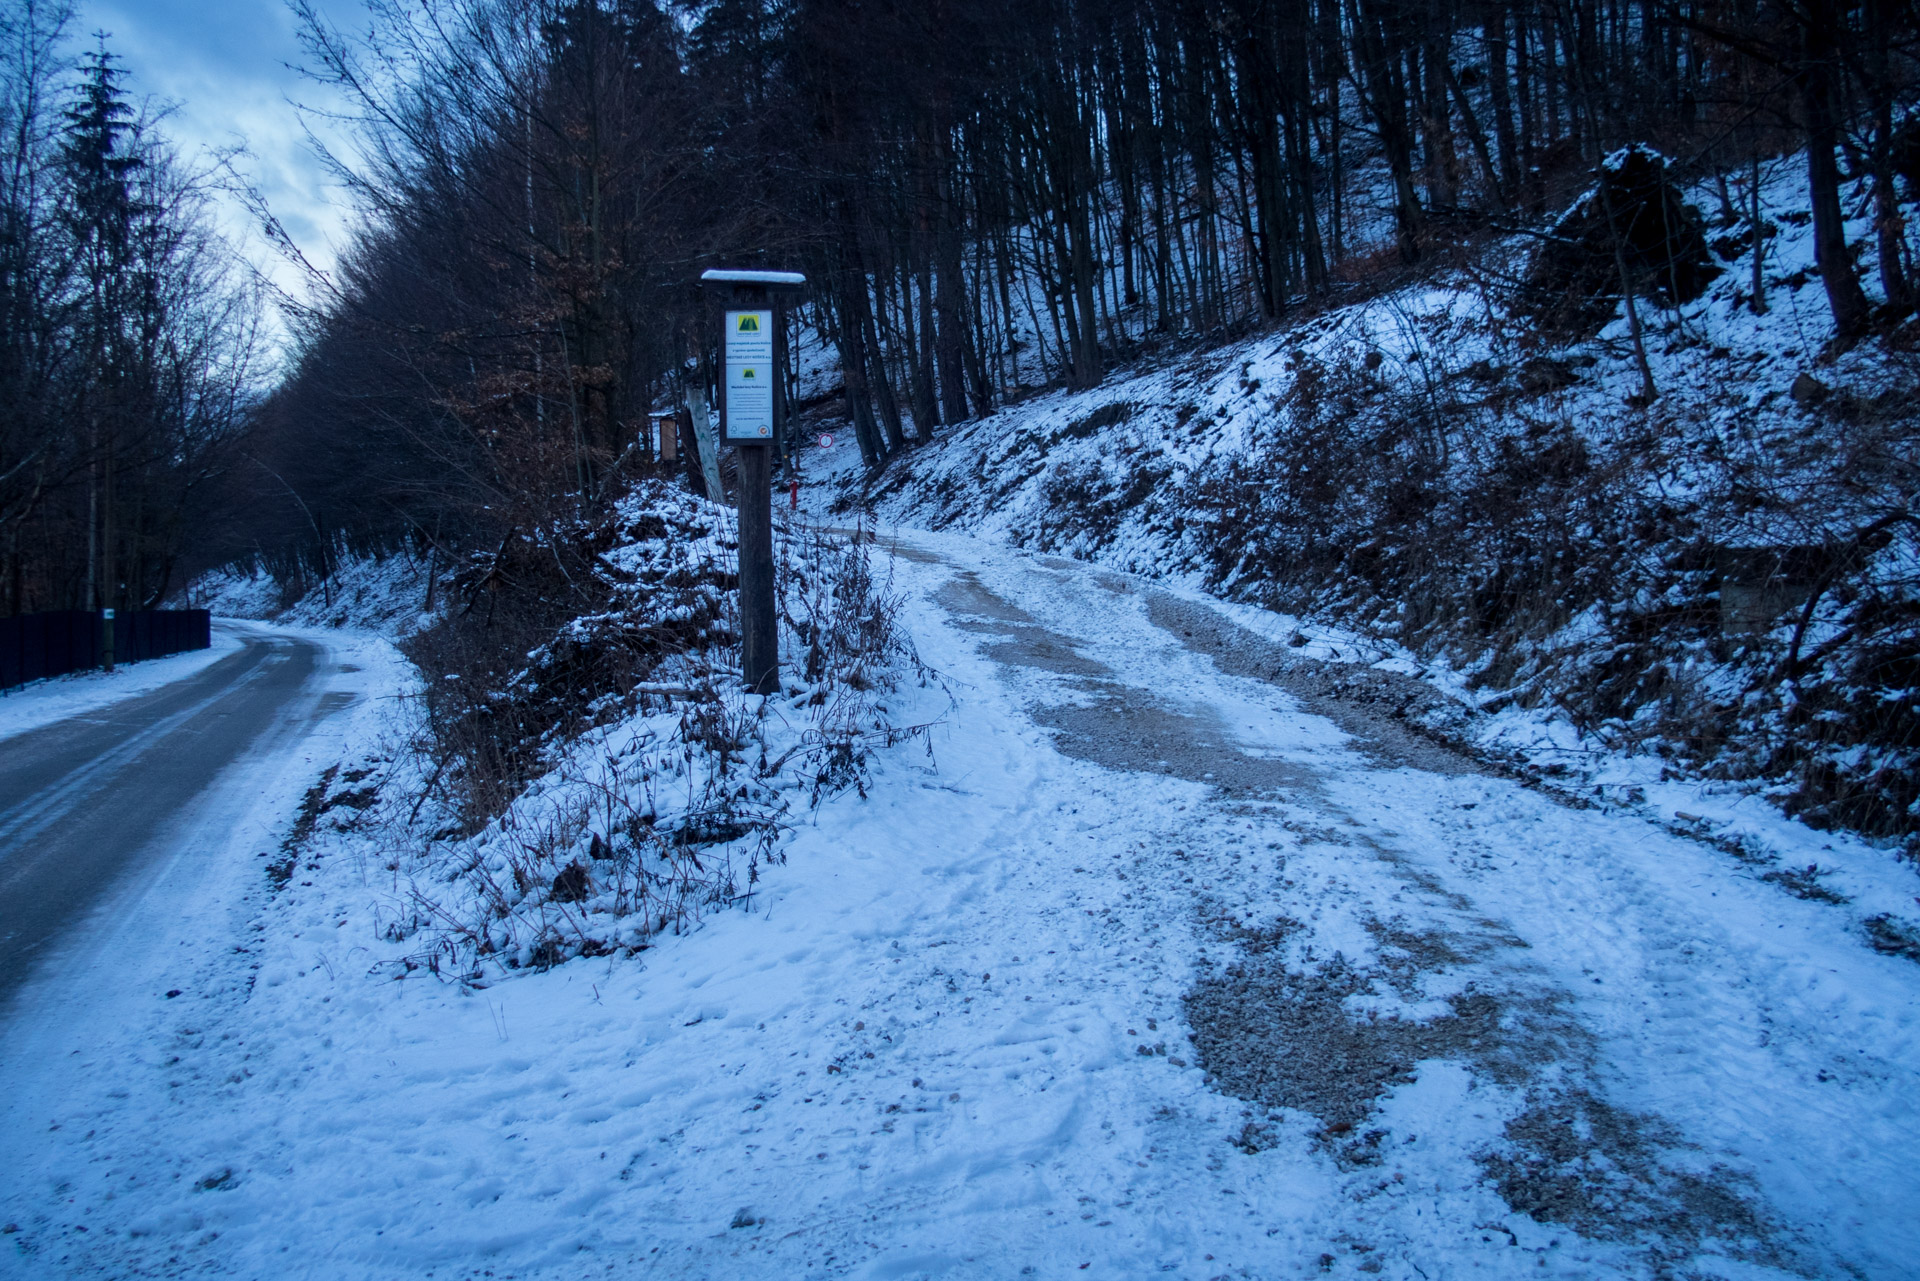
851,534,1920,1279
1,544,1915,1280
0,624,405,1279
0,628,324,1002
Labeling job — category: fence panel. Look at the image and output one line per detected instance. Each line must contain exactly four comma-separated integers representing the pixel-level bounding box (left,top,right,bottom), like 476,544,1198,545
0,617,18,688
0,608,212,691
124,611,151,663
20,613,46,684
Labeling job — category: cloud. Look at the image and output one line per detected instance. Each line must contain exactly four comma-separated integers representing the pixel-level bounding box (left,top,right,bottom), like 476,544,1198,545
78,0,364,308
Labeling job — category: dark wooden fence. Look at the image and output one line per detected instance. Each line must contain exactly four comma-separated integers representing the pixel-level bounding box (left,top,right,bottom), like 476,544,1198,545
0,609,211,690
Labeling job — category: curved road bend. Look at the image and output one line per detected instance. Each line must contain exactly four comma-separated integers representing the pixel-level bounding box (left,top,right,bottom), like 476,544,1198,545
0,629,323,1004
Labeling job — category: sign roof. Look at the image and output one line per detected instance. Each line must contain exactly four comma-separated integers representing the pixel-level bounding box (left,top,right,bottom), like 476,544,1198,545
701,269,807,287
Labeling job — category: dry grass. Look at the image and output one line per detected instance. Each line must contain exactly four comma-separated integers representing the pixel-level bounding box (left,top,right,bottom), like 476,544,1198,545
376,493,936,980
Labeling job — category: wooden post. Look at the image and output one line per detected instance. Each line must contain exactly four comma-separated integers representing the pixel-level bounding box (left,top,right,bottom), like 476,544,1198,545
736,438,777,693
677,406,708,499
703,268,806,695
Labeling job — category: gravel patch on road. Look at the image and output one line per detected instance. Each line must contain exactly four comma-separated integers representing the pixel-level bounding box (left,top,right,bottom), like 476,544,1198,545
922,541,1801,1273
1144,591,1482,777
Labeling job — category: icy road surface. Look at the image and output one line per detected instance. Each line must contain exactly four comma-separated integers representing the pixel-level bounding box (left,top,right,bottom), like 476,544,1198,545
1,543,1916,1280
0,626,337,1001
0,626,402,1259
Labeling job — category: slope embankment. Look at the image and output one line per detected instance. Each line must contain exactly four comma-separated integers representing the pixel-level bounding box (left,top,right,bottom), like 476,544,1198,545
828,158,1920,870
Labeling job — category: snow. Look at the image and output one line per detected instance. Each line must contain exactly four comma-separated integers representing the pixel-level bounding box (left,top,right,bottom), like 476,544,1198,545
0,625,241,743
804,151,1920,867
190,547,443,641
829,152,1905,559
7,150,1919,1281
702,269,807,286
0,542,436,746
4,532,1915,1279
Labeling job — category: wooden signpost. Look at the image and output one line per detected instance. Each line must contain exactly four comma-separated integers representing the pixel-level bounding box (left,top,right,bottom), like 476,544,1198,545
701,268,805,695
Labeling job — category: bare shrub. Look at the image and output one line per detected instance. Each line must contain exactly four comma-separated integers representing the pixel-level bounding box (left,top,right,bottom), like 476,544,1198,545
380,483,933,979
400,480,735,831
1164,341,1920,847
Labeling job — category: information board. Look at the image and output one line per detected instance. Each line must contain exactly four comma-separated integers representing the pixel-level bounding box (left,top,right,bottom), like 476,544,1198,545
723,309,775,441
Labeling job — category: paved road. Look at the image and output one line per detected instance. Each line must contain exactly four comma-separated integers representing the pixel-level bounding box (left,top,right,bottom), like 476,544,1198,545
0,630,323,1003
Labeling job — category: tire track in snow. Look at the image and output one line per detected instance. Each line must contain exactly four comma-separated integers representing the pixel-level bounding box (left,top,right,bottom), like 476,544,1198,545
901,532,1914,1279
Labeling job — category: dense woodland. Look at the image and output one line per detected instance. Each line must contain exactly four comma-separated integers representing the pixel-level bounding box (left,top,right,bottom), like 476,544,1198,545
0,7,265,615
174,0,1912,581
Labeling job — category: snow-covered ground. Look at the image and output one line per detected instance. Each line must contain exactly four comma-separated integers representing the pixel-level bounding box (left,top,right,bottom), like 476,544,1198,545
0,624,417,1261
6,150,1916,1281
804,151,1920,871
0,626,242,743
191,548,443,641
5,530,1914,1280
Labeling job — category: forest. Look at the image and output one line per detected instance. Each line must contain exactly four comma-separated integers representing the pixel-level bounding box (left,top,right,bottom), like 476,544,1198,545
158,0,1920,577
0,14,265,615
2,1,1913,592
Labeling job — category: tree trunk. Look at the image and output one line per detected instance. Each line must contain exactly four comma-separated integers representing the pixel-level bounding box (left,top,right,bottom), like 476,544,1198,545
1865,0,1913,315
860,269,908,451
899,253,937,436
834,271,885,468
931,124,971,425
1353,0,1426,261
1065,121,1103,387
1799,23,1872,337
1484,1,1521,201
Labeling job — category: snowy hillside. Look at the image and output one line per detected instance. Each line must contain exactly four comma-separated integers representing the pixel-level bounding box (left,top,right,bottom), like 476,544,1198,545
189,548,444,640
828,157,1920,861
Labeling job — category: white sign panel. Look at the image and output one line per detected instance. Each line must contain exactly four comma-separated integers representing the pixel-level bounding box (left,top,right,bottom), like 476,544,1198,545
723,309,774,441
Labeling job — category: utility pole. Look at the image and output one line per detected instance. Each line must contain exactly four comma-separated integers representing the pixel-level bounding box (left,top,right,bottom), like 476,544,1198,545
701,268,806,695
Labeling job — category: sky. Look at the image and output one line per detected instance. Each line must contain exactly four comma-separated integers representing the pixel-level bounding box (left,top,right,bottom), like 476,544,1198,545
76,0,363,315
